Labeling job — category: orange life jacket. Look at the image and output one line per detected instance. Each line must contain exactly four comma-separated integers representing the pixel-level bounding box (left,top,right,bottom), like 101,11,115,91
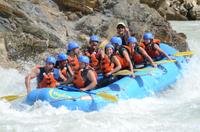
85,51,99,69
124,45,145,64
142,39,161,58
37,67,59,88
139,42,145,49
115,47,130,69
73,68,97,88
67,55,79,71
99,55,114,74
60,66,72,80
60,67,67,78
115,54,129,69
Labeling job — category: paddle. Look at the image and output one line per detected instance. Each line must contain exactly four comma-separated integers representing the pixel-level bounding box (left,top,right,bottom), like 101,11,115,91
0,93,26,102
154,51,193,65
112,70,133,76
112,70,153,76
172,51,193,57
99,39,109,49
155,60,176,65
134,68,156,72
59,86,118,102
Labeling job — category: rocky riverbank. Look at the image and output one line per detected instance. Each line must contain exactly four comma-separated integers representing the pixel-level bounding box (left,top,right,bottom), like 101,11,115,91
0,0,188,68
140,0,200,20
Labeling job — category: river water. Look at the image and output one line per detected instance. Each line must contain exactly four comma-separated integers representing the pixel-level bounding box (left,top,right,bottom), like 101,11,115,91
0,21,200,132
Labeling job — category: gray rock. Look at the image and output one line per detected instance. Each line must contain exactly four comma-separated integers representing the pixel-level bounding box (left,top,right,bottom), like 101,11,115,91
140,0,200,20
0,0,188,68
189,5,200,19
76,0,188,51
0,0,70,61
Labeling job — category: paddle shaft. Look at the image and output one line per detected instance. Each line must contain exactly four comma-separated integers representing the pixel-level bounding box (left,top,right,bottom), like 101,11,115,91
171,51,193,57
60,86,97,95
59,85,118,102
0,93,26,102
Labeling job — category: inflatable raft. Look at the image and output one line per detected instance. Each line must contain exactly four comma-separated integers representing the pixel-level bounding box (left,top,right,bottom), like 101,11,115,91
25,43,187,112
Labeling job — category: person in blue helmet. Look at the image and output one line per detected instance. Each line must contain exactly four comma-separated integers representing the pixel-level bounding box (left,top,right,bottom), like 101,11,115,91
124,36,157,68
73,56,97,91
25,56,62,93
116,22,130,45
97,43,123,87
67,41,80,71
140,32,171,61
110,36,135,78
99,43,121,76
84,35,101,70
55,53,73,83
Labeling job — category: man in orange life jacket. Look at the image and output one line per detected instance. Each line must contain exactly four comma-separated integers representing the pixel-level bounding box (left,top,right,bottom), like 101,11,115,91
25,56,61,93
116,22,130,45
55,53,73,83
110,36,135,78
67,41,80,71
140,32,171,61
125,37,157,68
73,56,97,91
84,35,101,70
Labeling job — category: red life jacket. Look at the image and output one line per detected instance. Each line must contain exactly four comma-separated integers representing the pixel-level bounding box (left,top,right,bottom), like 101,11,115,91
37,67,59,88
67,55,79,71
124,45,145,64
99,55,114,74
73,68,97,88
142,39,161,58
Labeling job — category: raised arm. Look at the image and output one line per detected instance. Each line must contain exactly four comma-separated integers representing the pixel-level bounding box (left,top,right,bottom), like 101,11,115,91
123,50,135,77
25,67,40,94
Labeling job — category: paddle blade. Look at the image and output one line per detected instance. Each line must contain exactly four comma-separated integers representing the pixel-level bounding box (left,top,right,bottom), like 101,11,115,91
134,68,156,72
173,51,193,56
99,39,109,49
0,93,26,102
97,92,118,102
113,70,132,76
155,60,176,65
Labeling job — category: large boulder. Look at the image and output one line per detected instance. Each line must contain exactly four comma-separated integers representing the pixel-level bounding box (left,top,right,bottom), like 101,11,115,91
76,0,188,51
0,32,17,68
140,0,200,20
0,0,69,61
189,5,200,19
55,0,98,13
0,0,188,68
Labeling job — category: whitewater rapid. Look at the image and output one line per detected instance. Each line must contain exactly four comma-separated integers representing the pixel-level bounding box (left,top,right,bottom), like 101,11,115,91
0,21,200,132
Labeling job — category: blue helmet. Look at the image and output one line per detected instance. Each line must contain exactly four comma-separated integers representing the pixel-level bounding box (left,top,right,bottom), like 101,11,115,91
46,56,56,65
143,32,154,40
110,37,122,45
90,35,99,42
105,44,114,50
78,56,90,64
127,37,137,43
57,53,68,61
67,41,79,51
